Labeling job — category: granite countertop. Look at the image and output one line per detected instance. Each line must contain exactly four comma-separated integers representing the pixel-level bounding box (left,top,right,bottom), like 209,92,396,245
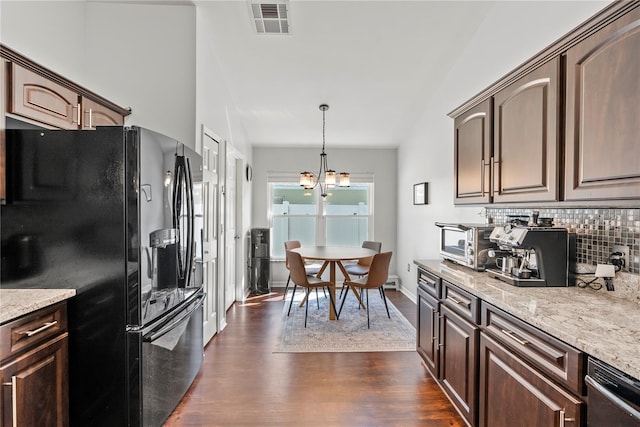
414,259,640,380
0,289,76,324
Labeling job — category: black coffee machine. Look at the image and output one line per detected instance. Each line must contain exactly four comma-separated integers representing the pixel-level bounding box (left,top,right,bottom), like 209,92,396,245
487,225,575,287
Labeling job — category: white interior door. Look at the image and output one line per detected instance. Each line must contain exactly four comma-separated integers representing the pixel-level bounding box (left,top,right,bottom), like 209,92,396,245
224,152,237,310
202,128,219,345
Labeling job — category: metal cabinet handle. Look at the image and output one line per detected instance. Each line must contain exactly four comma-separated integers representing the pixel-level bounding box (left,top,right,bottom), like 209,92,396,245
501,328,529,346
3,378,16,426
481,159,486,196
559,409,575,425
492,156,500,194
72,103,81,125
446,295,464,305
431,308,437,341
19,321,58,337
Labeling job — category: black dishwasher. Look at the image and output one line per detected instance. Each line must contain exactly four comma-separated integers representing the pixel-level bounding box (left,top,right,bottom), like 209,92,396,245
586,357,640,426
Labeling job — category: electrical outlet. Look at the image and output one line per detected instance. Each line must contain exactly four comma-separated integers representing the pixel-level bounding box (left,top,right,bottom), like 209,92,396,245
611,245,629,271
407,263,411,272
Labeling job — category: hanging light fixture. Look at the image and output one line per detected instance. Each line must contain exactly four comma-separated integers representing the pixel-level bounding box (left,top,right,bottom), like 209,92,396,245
299,104,350,197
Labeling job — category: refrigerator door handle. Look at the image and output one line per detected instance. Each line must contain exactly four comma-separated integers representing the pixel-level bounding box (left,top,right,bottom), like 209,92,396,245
185,157,194,286
173,155,186,282
144,294,204,342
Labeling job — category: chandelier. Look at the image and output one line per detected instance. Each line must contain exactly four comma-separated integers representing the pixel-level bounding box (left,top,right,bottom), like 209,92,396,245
299,104,350,197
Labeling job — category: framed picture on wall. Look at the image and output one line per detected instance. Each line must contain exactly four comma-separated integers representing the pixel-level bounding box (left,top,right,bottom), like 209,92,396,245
413,182,428,205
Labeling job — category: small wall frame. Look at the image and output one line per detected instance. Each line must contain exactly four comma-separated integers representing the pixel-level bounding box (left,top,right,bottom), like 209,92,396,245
413,182,428,205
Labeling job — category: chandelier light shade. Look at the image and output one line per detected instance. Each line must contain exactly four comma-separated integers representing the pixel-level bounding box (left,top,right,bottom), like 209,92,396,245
299,104,350,197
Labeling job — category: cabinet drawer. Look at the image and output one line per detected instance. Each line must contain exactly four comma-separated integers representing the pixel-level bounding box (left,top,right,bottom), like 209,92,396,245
0,302,68,361
481,302,583,395
441,280,478,323
417,268,440,298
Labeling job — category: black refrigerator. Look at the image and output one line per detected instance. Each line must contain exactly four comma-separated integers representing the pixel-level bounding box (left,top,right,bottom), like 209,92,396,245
1,126,204,427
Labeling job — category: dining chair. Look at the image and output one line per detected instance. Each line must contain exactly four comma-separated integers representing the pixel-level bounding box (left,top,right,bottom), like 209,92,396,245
343,240,382,277
283,240,323,301
286,250,338,327
338,251,392,329
340,241,382,300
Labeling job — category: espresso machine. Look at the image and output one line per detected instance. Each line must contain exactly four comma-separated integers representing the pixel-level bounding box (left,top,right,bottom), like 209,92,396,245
487,224,575,287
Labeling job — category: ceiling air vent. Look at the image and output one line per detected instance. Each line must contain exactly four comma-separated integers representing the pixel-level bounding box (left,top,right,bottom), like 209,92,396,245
250,0,290,35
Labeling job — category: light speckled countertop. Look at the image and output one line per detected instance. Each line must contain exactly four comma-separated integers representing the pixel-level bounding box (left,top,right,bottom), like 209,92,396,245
0,289,76,324
414,259,640,380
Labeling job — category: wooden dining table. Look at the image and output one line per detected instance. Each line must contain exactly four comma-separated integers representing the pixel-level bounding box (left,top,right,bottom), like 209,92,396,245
289,246,378,320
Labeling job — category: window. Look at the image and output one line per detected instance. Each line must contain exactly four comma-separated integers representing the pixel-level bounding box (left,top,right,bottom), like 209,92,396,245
269,180,373,258
324,186,370,247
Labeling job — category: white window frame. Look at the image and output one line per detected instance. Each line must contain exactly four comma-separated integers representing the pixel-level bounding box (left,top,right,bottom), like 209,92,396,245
268,173,374,259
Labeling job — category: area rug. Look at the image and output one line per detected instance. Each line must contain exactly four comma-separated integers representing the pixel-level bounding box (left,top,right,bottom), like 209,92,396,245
274,288,416,353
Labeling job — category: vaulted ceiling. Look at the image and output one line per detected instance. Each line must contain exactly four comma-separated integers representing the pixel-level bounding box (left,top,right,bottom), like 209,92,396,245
196,1,496,148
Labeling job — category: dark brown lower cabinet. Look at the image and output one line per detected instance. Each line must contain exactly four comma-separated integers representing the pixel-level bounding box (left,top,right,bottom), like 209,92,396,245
417,285,439,377
0,302,69,427
439,304,478,427
479,332,582,427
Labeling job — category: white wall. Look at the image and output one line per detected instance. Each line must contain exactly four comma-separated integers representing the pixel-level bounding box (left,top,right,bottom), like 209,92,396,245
252,146,397,283
195,4,252,295
1,1,197,148
396,0,610,300
84,2,196,147
1,1,86,86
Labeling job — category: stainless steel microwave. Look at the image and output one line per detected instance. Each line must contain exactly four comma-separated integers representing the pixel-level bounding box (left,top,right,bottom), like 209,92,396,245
435,223,498,271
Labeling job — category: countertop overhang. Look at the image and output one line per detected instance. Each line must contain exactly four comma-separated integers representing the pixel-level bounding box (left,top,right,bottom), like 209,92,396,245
0,289,76,324
414,259,640,380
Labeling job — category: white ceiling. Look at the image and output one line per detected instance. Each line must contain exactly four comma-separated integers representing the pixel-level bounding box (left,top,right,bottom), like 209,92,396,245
196,1,497,148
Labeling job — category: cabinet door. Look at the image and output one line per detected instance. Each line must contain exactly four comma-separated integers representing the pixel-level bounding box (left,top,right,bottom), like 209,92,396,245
479,333,582,427
493,58,560,203
416,286,439,377
0,333,69,427
81,97,124,129
10,64,79,129
564,7,640,201
454,98,492,204
439,304,478,427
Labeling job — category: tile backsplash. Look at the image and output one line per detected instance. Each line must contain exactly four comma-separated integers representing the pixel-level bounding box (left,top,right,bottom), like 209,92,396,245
486,207,640,274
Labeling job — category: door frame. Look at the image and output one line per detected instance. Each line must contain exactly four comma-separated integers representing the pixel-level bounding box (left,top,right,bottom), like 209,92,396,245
200,125,226,335
225,143,248,302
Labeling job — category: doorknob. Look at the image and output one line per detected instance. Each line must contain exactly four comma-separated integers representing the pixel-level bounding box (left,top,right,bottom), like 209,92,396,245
234,235,240,240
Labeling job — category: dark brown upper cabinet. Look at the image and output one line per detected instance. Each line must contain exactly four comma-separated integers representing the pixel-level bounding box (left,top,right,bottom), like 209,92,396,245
10,63,81,129
2,44,130,131
449,2,640,206
492,58,560,203
564,6,640,201
81,97,124,129
454,99,492,204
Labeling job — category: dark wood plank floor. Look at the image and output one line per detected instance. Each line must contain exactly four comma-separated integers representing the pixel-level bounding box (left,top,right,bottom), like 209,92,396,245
165,289,464,426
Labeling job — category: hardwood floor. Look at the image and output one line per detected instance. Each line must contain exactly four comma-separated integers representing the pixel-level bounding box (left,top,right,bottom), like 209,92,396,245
164,289,464,426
